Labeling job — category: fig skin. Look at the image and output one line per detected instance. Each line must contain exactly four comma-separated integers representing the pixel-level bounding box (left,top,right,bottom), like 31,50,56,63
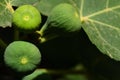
40,3,81,37
4,41,41,72
12,5,41,32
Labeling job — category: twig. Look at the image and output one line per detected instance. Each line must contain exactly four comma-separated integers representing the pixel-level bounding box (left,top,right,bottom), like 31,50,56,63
38,68,86,75
0,38,7,49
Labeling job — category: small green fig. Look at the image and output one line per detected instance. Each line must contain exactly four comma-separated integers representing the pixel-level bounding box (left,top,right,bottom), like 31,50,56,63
4,41,41,72
12,5,41,32
40,3,81,38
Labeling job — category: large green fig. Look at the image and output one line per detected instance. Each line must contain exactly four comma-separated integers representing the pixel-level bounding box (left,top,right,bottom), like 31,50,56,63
12,5,41,32
4,41,41,72
39,3,81,40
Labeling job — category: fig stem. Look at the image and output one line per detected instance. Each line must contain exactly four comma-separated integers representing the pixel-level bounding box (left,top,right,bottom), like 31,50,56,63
0,38,7,49
39,34,58,43
22,69,47,80
36,30,59,43
39,23,48,36
37,23,59,43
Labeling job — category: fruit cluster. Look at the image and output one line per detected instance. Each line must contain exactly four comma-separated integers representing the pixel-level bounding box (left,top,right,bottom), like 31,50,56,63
4,3,81,72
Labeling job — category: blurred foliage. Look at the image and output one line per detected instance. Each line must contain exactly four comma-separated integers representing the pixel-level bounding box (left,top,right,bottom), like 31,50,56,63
1,0,120,80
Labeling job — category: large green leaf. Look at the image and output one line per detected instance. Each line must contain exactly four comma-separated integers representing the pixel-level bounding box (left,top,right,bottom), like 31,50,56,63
12,0,39,6
0,0,39,28
78,0,120,61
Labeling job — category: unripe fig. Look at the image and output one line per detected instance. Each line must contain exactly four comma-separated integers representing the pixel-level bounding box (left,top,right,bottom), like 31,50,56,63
12,5,41,32
4,41,41,72
40,3,81,38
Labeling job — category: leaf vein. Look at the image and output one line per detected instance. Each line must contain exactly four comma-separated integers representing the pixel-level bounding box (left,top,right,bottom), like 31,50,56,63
111,10,120,16
89,20,120,59
80,0,84,18
86,5,120,18
106,0,109,8
88,19,120,32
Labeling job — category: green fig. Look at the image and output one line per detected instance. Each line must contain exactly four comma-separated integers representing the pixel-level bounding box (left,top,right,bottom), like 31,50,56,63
4,41,41,72
39,3,81,40
12,5,41,32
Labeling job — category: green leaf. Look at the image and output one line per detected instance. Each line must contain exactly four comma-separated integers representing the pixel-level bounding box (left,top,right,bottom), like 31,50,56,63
0,0,39,28
78,0,120,61
12,0,39,6
0,0,13,27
